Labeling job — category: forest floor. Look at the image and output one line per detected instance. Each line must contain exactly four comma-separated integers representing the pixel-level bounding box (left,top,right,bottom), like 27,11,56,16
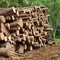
0,42,60,60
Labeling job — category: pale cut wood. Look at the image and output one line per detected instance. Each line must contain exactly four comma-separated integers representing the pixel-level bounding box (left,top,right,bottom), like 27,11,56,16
0,33,4,40
16,10,19,16
24,44,27,50
16,30,20,36
4,36,7,41
5,23,10,29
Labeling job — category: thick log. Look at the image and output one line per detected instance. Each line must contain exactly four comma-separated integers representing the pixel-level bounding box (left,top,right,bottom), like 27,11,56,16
0,7,16,16
0,48,9,56
9,18,23,28
5,42,16,55
9,26,20,32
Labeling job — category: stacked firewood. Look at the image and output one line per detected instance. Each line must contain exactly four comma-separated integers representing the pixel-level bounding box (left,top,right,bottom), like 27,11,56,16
0,6,54,56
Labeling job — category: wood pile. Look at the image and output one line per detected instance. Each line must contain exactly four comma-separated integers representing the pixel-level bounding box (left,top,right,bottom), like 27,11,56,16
0,6,54,56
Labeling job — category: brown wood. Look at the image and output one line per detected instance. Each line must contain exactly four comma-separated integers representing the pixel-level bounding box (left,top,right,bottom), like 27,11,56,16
11,33,16,37
1,23,10,36
0,48,8,56
9,19,23,28
43,28,53,31
5,23,10,29
0,6,53,54
18,44,25,53
9,26,20,33
0,7,16,16
5,15,15,21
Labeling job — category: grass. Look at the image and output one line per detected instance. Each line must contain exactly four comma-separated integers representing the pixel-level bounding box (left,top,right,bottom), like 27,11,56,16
55,39,60,41
55,35,60,41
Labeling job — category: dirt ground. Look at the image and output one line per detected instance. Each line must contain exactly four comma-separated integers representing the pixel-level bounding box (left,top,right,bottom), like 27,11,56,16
0,42,60,60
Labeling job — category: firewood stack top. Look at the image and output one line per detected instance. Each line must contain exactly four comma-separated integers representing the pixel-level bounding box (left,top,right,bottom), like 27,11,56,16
0,6,54,55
